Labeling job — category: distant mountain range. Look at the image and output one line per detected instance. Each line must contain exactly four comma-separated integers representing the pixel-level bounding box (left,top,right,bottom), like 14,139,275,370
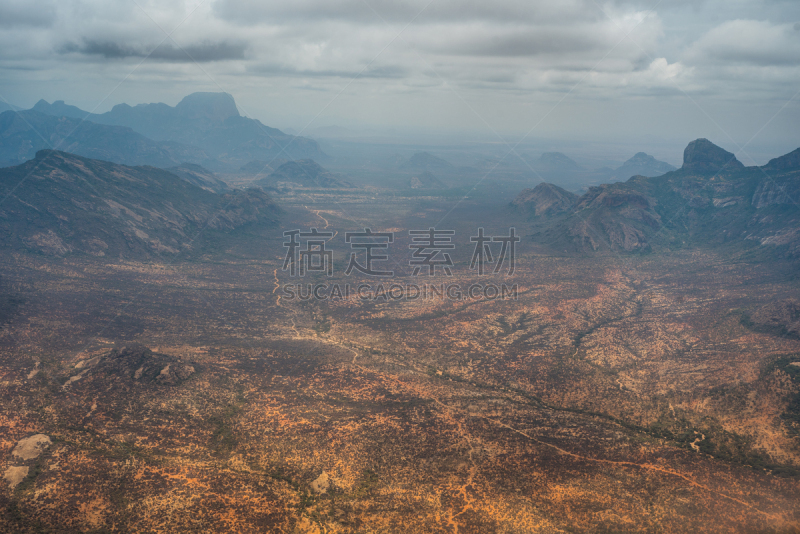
598,152,677,181
535,152,583,172
255,159,351,188
398,152,454,171
0,92,326,170
0,101,20,113
0,110,212,168
512,151,676,189
511,182,577,217
514,139,800,256
238,159,289,176
383,149,675,191
0,150,278,259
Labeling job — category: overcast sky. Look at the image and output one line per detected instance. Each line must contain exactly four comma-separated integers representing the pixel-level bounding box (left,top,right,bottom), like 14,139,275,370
1,0,798,163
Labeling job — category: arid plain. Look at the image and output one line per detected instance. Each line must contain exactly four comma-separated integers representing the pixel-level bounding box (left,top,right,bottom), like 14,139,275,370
1,186,799,533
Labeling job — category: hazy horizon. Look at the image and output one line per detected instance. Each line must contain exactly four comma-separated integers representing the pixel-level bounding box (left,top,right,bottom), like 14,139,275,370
1,0,798,166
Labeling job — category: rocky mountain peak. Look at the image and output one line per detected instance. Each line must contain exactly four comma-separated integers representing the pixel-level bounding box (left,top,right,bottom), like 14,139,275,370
629,152,655,164
682,138,744,174
538,152,582,170
512,182,578,217
174,92,240,123
763,147,800,171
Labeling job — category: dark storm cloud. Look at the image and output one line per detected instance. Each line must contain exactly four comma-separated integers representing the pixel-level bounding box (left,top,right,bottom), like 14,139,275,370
61,39,247,62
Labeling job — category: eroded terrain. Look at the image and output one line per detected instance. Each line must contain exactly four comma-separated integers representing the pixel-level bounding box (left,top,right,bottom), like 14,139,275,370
1,191,799,533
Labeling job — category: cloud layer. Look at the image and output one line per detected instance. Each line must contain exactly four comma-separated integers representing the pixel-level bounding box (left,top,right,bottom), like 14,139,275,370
0,0,798,149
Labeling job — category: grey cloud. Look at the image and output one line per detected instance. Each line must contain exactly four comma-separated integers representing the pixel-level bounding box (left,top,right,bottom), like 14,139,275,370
479,73,518,84
0,0,56,27
428,29,606,57
61,39,247,62
61,40,132,59
1,0,798,149
148,42,247,62
211,0,606,25
249,63,407,79
688,20,800,66
712,49,800,66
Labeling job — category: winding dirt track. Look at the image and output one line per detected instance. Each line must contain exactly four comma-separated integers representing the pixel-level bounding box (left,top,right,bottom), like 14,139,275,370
305,205,338,242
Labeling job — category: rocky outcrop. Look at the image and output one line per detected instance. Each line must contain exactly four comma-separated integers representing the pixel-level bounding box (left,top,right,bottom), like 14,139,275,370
512,182,578,217
682,138,744,174
4,434,52,490
65,344,197,389
173,92,240,123
745,299,800,339
566,185,659,252
752,180,795,208
12,434,52,461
